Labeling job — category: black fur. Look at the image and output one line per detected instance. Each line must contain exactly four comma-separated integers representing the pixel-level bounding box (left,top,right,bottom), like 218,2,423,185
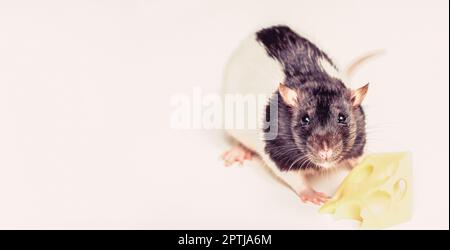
256,25,337,87
258,25,367,171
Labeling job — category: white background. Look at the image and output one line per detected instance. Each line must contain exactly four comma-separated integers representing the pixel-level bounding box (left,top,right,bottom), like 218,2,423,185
0,0,448,229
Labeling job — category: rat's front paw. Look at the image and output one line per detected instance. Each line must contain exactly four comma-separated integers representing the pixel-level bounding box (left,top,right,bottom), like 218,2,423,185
221,144,253,167
298,188,330,205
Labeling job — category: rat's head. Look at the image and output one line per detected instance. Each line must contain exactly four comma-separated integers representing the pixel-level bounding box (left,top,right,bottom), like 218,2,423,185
278,81,368,169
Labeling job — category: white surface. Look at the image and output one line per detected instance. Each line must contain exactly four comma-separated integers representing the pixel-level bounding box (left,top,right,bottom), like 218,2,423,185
0,0,448,229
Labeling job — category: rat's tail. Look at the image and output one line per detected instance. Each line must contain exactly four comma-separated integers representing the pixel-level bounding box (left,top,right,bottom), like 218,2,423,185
344,49,386,80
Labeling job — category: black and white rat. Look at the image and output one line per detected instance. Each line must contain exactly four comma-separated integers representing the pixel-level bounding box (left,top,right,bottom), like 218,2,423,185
222,25,370,205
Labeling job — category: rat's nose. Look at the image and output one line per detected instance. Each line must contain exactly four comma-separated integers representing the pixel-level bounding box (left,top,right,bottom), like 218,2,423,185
318,149,333,160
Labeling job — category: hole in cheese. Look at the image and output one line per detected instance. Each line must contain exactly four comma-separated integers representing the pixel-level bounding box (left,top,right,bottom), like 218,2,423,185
393,179,407,200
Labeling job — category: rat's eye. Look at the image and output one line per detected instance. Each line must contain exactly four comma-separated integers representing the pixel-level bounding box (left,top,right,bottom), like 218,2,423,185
301,115,311,126
337,114,347,124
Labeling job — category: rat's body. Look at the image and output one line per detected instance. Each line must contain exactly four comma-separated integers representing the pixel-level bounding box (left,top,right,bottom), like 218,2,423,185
222,26,369,205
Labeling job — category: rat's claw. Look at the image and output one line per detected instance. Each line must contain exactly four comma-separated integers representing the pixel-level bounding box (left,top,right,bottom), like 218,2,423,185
316,192,330,199
312,198,323,205
299,189,330,205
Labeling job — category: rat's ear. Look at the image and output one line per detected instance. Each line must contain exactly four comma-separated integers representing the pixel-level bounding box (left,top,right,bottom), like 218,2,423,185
351,83,369,106
278,83,298,107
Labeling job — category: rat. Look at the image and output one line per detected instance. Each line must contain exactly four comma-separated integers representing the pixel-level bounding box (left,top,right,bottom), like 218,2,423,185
221,25,372,205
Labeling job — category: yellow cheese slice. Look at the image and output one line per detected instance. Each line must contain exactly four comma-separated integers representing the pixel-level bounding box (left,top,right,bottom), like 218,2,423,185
320,152,412,229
